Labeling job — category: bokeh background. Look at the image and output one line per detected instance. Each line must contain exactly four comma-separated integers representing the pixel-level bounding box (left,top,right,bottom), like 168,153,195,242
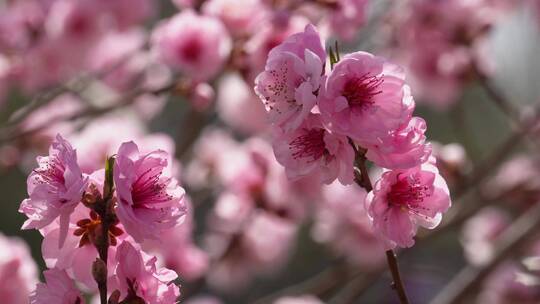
1,0,540,303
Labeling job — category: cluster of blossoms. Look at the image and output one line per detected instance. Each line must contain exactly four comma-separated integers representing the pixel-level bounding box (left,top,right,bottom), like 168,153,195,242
0,0,370,112
185,129,312,289
3,0,540,303
255,24,452,249
0,0,372,175
384,0,521,108
19,134,186,303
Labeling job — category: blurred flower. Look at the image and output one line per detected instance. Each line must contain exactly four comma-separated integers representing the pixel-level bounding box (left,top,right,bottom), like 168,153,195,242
70,114,177,174
88,29,148,91
216,73,268,134
485,155,540,207
202,0,268,37
478,262,540,304
0,233,38,304
274,295,324,304
312,182,385,267
143,199,209,281
96,0,154,30
151,10,231,81
185,296,223,304
431,142,467,187
244,14,309,81
366,158,451,249
461,207,510,266
386,0,506,108
30,268,84,304
190,82,215,111
45,0,104,45
21,93,84,146
325,0,369,41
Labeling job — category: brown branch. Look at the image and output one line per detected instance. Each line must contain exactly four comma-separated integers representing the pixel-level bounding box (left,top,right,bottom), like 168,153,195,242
348,140,410,304
0,81,177,144
250,260,350,304
429,201,540,304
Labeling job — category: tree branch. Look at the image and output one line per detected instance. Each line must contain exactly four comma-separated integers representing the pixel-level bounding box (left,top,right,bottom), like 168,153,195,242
349,140,410,304
430,201,540,304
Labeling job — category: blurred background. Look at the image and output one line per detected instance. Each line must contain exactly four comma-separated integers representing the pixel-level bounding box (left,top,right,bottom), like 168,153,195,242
1,0,540,303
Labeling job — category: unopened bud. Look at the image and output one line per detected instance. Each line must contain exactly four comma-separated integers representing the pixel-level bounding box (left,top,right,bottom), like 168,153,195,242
108,290,121,304
92,258,107,285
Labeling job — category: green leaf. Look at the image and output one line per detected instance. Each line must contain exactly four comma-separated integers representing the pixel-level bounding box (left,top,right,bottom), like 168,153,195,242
328,41,341,70
103,156,115,200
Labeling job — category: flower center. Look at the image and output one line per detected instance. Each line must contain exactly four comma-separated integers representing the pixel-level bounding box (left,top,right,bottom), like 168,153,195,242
33,157,66,188
289,128,328,162
387,175,430,210
132,168,173,206
73,211,124,247
342,74,383,110
179,36,202,63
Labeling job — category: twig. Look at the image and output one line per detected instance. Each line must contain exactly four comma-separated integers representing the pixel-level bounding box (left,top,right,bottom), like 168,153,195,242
386,251,410,304
429,201,540,304
251,260,349,304
3,49,143,129
327,268,385,304
349,140,409,304
0,81,177,144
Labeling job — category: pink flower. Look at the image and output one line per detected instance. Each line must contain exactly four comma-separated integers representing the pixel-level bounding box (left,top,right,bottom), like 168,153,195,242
431,142,467,187
312,182,385,268
21,94,84,144
244,15,309,81
88,29,147,91
273,114,354,185
216,73,268,134
243,211,297,266
254,24,326,131
69,114,178,175
190,82,215,111
114,241,180,304
202,0,268,37
30,268,84,304
114,141,187,243
387,0,503,108
366,159,451,249
325,0,369,41
485,155,540,207
143,199,209,281
45,0,103,45
41,203,128,291
319,51,414,145
461,207,510,266
185,296,223,304
151,10,231,81
478,262,540,304
0,234,38,304
274,295,324,304
97,0,154,30
364,117,432,169
20,134,88,247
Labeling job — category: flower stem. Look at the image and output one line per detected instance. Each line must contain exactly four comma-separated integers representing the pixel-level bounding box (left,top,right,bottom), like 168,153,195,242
349,139,410,304
94,156,116,304
385,250,410,304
